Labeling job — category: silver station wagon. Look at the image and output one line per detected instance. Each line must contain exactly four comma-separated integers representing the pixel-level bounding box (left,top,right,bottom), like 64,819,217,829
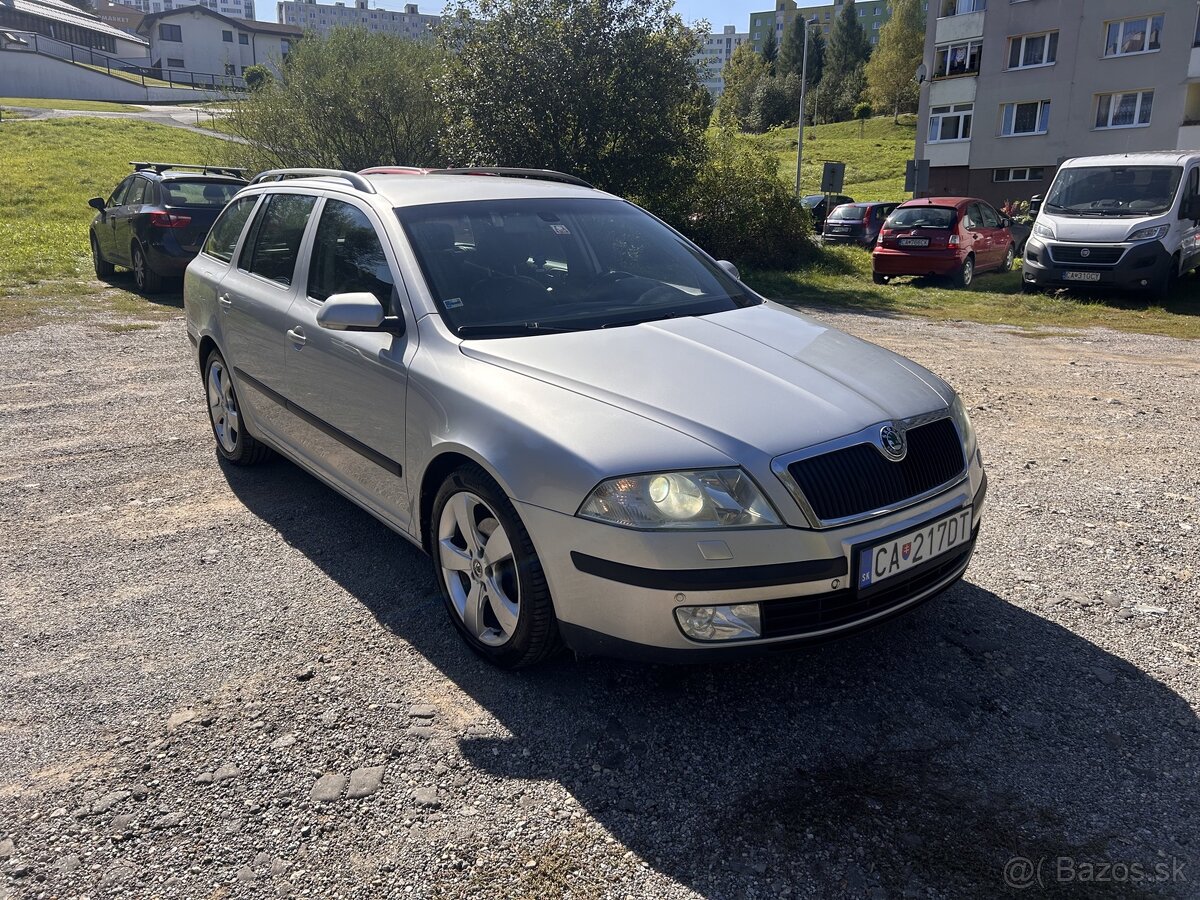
185,167,987,668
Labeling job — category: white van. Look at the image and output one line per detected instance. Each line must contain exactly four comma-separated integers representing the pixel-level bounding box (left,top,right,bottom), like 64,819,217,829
1021,151,1200,298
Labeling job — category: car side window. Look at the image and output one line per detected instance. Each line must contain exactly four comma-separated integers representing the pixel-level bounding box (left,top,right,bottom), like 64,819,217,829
125,179,148,207
203,196,259,263
963,203,982,229
1181,168,1199,219
109,176,134,207
307,199,394,307
238,193,318,286
979,203,1001,228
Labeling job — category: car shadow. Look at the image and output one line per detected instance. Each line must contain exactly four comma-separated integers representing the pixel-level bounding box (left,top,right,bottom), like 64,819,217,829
222,458,1198,898
97,273,185,311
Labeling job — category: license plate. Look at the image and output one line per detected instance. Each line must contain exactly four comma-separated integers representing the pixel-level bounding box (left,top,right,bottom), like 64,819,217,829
830,226,850,232
1063,271,1101,282
857,507,972,589
898,237,929,247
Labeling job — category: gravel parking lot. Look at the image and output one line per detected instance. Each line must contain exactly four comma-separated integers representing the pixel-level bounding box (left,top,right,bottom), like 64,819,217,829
1,302,1198,899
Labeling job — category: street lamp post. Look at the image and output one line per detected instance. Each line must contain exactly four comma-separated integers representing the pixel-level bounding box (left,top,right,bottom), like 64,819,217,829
795,16,818,197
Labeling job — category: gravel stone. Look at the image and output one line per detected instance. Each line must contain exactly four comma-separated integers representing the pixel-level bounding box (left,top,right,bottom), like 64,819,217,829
212,764,241,783
346,765,385,799
311,773,346,803
414,786,440,808
0,838,13,859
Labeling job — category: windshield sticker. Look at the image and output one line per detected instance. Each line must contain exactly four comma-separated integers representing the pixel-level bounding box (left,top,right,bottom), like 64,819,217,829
550,223,571,236
443,297,463,309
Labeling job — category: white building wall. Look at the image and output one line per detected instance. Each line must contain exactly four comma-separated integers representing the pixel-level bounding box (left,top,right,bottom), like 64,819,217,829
693,25,747,96
148,8,291,77
276,1,439,38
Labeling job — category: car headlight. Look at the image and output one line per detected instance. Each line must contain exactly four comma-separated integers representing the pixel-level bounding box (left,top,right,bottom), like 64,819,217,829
1032,220,1055,240
578,468,781,530
1126,224,1169,242
949,394,977,460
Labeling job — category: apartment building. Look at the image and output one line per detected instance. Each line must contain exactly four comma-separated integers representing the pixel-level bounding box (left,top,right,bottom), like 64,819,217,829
915,0,1196,207
276,0,439,38
749,0,899,54
694,24,748,95
117,0,254,23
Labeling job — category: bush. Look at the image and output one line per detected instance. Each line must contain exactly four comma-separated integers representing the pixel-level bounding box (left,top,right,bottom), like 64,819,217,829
661,127,813,270
242,64,273,92
747,76,796,134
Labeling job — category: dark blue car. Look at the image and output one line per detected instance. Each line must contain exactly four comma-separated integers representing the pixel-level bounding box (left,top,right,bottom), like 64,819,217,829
89,163,246,294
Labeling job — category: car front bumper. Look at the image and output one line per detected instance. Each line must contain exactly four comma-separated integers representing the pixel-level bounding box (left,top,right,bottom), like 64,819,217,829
1021,238,1171,290
520,457,987,661
872,247,963,277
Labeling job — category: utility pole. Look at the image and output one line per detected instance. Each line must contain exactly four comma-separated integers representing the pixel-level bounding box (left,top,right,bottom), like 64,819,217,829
795,16,818,197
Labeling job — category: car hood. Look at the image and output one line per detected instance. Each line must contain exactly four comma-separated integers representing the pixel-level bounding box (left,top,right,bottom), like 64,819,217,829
1037,212,1166,243
458,303,954,459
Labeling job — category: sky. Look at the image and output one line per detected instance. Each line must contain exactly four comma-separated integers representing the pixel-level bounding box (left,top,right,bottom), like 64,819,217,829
252,0,830,30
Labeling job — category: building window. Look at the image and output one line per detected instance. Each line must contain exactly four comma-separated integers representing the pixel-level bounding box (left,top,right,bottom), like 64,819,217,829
940,0,986,16
1095,90,1154,129
929,103,973,142
166,57,184,67
158,23,182,41
933,40,982,77
239,33,248,44
1104,15,1163,57
1008,31,1057,68
222,29,233,41
994,167,1045,182
1001,99,1051,136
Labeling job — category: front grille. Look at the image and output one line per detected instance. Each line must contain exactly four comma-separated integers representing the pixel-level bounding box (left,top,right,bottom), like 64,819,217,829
787,418,965,523
760,539,973,639
1048,245,1124,266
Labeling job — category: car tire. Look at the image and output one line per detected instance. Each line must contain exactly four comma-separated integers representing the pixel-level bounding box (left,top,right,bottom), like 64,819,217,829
872,271,889,285
1155,256,1180,300
132,242,164,295
203,350,272,466
430,464,562,669
953,255,975,289
1002,244,1015,272
91,233,115,278
1021,279,1040,295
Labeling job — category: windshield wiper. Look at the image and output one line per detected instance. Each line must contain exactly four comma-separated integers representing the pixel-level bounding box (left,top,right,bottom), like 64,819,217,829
456,322,578,337
600,311,694,329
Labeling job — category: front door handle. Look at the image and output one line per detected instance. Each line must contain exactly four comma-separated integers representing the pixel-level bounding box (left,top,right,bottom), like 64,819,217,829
218,293,233,309
286,327,307,346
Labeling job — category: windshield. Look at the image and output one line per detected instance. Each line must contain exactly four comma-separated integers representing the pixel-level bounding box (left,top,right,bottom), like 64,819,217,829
397,198,760,338
885,206,956,229
828,205,866,221
1044,166,1183,217
163,180,244,208
801,195,824,208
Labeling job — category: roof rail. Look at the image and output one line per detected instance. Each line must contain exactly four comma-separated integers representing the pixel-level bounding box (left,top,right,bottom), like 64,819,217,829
131,161,247,178
429,167,594,189
249,168,377,194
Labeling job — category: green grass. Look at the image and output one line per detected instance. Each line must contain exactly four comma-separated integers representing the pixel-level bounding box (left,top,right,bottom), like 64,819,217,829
0,118,233,330
747,245,1200,340
0,96,145,113
742,113,918,201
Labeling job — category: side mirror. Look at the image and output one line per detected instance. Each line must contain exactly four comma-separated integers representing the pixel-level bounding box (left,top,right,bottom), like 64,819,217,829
716,259,740,281
1029,196,1043,215
316,292,403,334
88,197,106,211
1000,216,1013,228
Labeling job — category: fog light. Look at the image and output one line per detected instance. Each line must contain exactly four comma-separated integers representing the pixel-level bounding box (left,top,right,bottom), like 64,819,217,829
674,604,762,641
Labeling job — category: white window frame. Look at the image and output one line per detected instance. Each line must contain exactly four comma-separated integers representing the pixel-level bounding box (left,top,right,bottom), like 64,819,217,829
1094,89,1154,130
1007,30,1057,69
993,166,1045,183
1000,99,1051,137
1103,14,1163,58
928,103,973,142
933,39,983,77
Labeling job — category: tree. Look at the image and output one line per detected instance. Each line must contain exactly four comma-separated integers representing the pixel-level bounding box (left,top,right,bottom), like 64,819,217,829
822,0,871,120
242,63,273,92
715,41,766,128
778,17,823,86
225,29,445,172
804,23,826,92
760,24,777,74
747,76,794,133
438,0,707,208
865,0,925,122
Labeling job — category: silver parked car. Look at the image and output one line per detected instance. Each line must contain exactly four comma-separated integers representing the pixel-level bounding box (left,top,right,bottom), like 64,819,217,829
185,167,987,668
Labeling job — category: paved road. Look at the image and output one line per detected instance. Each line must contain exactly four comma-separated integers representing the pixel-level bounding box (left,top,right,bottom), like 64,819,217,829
1,104,245,141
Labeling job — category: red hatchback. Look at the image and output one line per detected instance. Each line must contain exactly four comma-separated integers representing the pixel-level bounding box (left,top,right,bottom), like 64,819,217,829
872,197,1016,288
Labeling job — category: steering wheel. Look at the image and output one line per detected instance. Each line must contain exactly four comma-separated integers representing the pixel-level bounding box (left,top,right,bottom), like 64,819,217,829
632,284,687,305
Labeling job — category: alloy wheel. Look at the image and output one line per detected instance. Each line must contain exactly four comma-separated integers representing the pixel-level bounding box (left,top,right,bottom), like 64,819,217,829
437,491,520,647
206,358,240,453
133,246,146,291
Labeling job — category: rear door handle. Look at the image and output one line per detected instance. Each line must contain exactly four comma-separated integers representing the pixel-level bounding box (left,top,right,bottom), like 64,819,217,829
218,293,232,308
286,327,307,346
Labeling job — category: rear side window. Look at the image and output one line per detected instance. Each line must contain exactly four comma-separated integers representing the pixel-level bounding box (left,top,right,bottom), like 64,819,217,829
307,199,394,305
108,176,135,206
886,206,956,229
164,180,243,208
979,203,1001,228
830,206,866,221
125,179,149,206
203,195,259,263
239,193,318,285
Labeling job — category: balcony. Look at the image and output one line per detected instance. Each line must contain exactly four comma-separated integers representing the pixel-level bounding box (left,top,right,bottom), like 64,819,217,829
935,2,984,43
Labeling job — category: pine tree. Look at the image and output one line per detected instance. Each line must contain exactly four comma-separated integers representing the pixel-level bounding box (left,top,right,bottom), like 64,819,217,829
865,0,925,122
760,25,778,75
779,16,824,86
822,0,872,120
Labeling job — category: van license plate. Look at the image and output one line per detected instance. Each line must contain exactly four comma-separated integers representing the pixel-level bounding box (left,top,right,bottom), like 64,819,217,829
1063,271,1101,282
898,238,929,247
857,507,972,588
